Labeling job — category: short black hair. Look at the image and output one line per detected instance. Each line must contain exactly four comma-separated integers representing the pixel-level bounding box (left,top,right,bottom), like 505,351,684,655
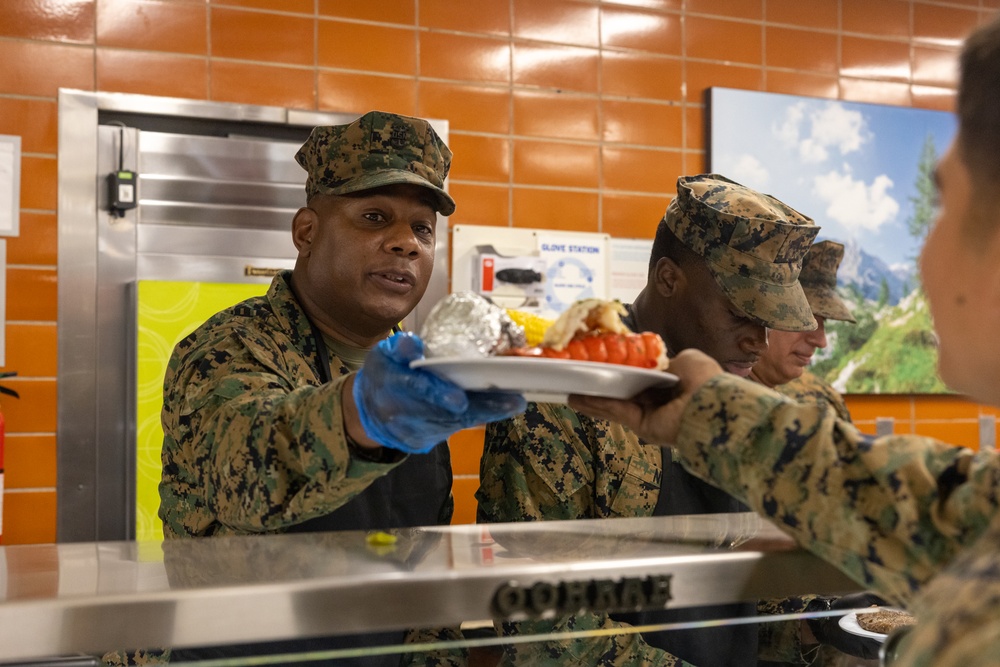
958,15,1000,186
648,215,702,275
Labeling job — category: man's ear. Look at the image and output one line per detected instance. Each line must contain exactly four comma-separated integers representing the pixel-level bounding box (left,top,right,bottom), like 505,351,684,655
652,256,684,298
291,206,318,256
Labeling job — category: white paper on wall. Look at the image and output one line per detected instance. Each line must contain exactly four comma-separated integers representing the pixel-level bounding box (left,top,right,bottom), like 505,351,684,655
0,136,20,238
0,240,6,366
608,238,653,304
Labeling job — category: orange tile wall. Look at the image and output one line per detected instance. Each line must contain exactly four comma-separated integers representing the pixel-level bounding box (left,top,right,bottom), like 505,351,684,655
1,0,998,544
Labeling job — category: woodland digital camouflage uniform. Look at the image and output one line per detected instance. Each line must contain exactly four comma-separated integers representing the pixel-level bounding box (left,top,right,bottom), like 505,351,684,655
672,376,1000,666
152,273,463,666
161,110,456,538
158,279,458,660
159,273,406,538
149,110,464,666
898,524,1000,666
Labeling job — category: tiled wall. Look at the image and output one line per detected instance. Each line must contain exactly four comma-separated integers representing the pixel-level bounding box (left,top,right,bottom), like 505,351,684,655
1,0,997,544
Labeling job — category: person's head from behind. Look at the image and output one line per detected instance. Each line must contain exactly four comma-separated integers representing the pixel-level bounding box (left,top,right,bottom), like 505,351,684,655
290,111,455,344
643,174,819,378
921,16,1000,404
752,240,856,387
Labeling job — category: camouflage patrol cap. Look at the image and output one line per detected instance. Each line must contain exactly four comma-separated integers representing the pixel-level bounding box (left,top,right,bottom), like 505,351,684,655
799,240,856,323
295,110,456,215
665,174,820,332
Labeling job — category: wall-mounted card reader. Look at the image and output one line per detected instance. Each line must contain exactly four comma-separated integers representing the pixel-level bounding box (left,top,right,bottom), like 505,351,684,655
107,169,137,217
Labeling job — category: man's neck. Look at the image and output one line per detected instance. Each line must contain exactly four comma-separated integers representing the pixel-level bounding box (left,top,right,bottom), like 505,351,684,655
747,369,774,388
288,273,394,349
630,291,678,357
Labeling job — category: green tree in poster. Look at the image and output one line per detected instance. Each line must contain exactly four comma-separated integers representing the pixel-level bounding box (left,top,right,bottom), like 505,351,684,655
907,135,938,246
878,277,890,308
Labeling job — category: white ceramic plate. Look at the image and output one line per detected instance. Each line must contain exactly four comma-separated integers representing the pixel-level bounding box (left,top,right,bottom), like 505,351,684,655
838,608,909,642
411,356,678,403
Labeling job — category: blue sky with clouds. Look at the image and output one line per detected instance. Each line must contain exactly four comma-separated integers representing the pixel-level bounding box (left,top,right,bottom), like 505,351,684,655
709,88,957,270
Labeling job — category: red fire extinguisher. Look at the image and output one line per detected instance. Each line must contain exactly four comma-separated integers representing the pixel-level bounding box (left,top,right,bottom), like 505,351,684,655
0,371,19,546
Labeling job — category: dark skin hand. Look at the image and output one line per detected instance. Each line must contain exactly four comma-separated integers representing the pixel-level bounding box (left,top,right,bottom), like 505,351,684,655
571,348,832,646
568,348,725,445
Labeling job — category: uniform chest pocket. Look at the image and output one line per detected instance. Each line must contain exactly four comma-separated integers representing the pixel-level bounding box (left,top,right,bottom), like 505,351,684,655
609,454,662,518
524,444,592,503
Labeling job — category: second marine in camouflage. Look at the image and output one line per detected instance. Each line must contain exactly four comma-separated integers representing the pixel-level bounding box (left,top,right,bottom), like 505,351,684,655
479,174,874,665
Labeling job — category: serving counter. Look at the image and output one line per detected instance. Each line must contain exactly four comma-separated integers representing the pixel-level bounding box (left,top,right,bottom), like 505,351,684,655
0,513,860,664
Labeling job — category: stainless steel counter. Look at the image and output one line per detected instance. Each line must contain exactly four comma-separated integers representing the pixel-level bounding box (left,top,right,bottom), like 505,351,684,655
0,514,859,662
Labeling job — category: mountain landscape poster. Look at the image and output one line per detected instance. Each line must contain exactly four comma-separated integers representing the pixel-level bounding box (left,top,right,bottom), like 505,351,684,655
708,87,957,394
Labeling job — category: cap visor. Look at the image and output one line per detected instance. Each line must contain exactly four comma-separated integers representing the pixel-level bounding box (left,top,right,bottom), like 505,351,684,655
713,270,818,332
806,289,857,323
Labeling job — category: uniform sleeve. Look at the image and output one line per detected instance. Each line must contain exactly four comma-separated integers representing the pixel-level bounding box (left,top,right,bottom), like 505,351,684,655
777,372,853,423
896,515,1000,666
477,404,682,667
674,375,1000,604
160,327,396,537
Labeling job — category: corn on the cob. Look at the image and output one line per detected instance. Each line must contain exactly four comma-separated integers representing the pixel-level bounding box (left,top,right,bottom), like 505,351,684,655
506,309,555,347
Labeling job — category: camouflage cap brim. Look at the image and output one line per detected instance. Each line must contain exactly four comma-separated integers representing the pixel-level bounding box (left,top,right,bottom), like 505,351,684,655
712,265,818,332
803,285,856,323
797,239,855,323
310,169,457,216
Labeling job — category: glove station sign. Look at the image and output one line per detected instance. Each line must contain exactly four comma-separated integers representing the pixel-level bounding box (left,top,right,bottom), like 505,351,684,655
537,235,604,314
454,225,650,320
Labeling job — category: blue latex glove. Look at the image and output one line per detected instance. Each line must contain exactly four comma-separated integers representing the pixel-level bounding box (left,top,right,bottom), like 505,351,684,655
353,332,527,454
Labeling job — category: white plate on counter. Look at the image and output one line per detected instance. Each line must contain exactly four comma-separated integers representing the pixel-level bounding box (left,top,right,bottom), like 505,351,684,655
411,356,678,404
838,608,911,642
